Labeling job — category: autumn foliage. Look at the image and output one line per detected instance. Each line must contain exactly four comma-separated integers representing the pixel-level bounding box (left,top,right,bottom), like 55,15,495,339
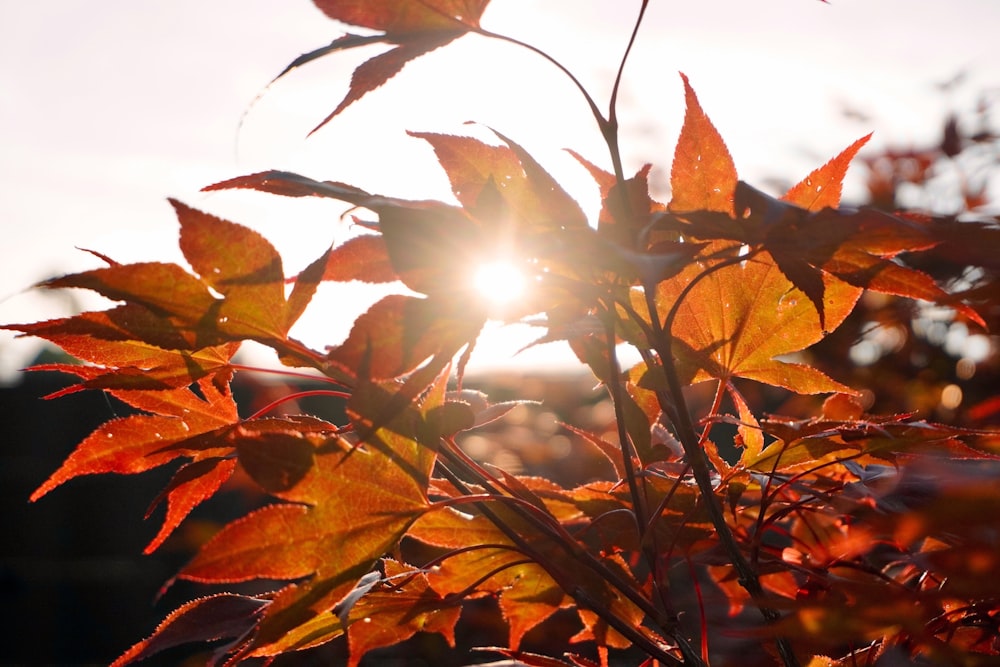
8,2,1000,665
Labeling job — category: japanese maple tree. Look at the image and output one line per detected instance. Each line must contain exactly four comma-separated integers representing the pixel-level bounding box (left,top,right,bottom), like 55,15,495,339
7,1,1000,666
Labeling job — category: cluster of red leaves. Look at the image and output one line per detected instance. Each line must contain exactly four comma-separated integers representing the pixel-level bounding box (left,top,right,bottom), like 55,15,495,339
7,1,1000,666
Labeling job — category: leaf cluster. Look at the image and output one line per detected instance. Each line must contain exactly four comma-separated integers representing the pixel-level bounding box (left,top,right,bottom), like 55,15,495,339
7,2,1000,666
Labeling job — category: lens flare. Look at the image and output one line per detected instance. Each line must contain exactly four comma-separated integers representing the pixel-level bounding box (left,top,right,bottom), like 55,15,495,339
473,260,527,307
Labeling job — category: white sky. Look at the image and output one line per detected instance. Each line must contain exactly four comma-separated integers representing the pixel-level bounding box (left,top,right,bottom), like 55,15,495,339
2,0,998,380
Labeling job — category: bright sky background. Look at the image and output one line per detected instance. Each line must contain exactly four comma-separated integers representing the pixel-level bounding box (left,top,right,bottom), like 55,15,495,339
2,0,998,381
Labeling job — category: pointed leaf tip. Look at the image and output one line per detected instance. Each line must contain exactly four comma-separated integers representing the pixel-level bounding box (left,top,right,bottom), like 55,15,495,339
784,133,872,211
669,73,738,215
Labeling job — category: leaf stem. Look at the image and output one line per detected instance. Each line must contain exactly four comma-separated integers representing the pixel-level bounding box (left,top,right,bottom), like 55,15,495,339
599,309,650,533
433,457,692,664
642,251,801,667
472,27,608,138
605,0,650,188
245,388,351,420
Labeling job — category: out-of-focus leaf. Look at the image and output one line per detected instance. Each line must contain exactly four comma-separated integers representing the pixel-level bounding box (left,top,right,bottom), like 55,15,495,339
745,418,999,473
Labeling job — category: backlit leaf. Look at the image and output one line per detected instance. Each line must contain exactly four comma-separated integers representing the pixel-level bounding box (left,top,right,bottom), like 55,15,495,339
181,445,429,583
669,73,737,215
174,199,289,340
312,0,489,31
642,243,859,393
783,133,872,211
143,457,237,554
327,294,483,380
344,561,462,665
30,376,239,501
281,1,491,132
318,233,398,283
730,384,765,463
42,262,219,331
209,376,447,657
4,305,237,358
235,429,317,494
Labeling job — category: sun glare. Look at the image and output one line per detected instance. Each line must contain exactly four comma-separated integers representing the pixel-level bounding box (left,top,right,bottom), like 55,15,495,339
473,260,528,308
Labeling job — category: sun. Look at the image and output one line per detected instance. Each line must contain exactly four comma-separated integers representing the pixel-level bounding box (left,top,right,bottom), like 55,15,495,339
472,259,528,309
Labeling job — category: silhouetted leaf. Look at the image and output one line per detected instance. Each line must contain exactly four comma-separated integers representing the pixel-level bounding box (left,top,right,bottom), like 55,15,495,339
111,594,268,667
278,0,492,133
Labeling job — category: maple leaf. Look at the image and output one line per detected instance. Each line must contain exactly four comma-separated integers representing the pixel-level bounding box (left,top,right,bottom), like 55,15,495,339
29,376,239,501
5,304,237,361
570,153,666,249
255,560,463,666
206,130,592,310
21,359,245,555
661,75,984,331
316,233,399,283
339,561,463,664
410,478,662,653
205,170,484,299
206,136,620,395
4,305,240,393
180,438,430,583
669,73,737,216
178,370,452,660
41,262,221,339
272,0,491,133
29,201,336,377
732,180,984,328
411,506,574,648
111,594,269,667
636,242,860,394
143,457,237,554
413,129,588,230
655,76,866,382
325,293,483,384
175,440,430,657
